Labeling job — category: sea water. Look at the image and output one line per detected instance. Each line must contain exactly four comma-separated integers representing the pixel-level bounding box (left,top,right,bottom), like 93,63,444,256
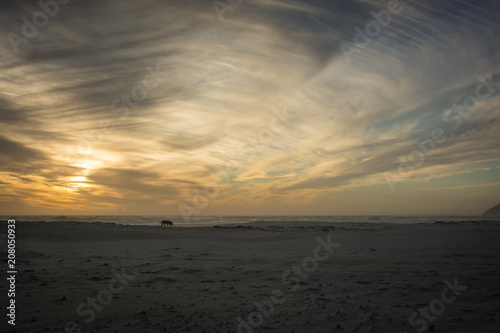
1,215,499,227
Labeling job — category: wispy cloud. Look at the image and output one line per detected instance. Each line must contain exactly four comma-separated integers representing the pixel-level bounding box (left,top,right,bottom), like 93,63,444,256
1,0,499,215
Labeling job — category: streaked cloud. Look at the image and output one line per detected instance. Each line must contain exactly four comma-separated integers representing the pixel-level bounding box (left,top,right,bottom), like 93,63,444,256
1,0,499,215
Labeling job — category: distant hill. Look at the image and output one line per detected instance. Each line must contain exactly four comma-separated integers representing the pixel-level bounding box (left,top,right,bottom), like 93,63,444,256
482,203,500,216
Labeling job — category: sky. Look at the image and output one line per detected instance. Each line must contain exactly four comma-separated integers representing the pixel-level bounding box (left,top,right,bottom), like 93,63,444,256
0,0,499,217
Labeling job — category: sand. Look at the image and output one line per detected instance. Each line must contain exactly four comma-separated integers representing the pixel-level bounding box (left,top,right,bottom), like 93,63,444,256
3,220,500,332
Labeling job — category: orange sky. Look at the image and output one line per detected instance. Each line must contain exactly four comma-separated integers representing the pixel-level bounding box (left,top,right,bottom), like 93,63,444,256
1,0,500,216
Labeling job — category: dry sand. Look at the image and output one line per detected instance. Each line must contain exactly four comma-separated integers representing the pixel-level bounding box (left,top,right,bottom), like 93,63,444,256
3,220,500,332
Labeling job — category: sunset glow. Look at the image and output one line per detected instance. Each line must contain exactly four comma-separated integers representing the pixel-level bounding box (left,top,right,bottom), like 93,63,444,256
1,0,499,216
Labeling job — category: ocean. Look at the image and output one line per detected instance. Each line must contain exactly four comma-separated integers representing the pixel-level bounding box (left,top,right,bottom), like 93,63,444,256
1,215,499,227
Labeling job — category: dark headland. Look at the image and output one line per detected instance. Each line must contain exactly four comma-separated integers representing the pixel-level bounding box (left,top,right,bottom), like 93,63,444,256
482,203,500,216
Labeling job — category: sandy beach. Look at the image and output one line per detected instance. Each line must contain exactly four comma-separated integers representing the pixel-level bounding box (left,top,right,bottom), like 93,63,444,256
3,220,500,332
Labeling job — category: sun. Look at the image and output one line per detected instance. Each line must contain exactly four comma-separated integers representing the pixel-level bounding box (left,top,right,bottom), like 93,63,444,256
73,160,103,175
70,176,88,182
62,159,103,191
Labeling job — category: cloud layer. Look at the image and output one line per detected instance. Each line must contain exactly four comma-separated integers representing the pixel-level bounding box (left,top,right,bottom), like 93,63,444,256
1,0,499,215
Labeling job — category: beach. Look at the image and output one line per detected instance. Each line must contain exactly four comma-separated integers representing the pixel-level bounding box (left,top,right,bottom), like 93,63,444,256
4,220,500,332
